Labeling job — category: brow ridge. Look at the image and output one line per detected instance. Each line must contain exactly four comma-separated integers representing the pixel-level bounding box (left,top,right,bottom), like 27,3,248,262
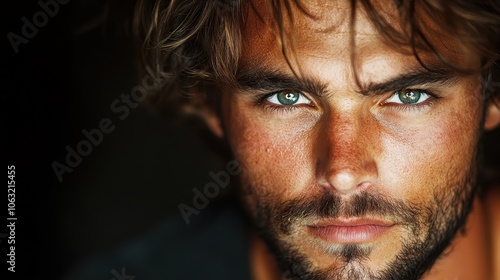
236,67,328,97
236,66,458,97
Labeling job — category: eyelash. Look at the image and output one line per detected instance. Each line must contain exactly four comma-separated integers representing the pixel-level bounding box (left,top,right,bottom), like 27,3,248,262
382,89,440,112
254,88,441,113
254,92,312,113
386,99,435,112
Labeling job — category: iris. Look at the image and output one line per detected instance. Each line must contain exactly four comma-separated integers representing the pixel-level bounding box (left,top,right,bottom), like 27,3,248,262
398,89,422,104
277,91,300,105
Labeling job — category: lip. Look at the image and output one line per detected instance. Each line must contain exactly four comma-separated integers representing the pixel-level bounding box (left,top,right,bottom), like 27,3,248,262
308,218,395,244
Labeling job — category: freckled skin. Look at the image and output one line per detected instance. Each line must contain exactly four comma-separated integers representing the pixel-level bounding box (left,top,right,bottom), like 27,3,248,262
214,0,498,279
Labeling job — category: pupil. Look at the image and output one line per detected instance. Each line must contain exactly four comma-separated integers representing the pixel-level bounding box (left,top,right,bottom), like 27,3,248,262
277,91,299,105
398,90,421,104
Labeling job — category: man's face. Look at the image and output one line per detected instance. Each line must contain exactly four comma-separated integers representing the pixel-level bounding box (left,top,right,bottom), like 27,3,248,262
219,1,485,279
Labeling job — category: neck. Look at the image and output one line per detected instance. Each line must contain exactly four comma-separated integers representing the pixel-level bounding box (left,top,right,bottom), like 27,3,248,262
250,234,283,280
422,196,492,279
250,197,492,280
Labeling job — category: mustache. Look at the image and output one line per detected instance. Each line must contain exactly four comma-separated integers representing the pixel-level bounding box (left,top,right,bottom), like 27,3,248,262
257,191,421,234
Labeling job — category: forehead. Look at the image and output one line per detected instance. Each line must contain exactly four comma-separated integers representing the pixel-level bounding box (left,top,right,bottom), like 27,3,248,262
239,0,477,80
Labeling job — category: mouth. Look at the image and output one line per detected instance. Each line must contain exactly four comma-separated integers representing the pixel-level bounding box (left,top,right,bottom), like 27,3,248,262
307,218,395,244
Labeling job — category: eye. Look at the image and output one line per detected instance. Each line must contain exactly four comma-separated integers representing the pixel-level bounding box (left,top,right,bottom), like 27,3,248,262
267,90,312,106
385,89,432,105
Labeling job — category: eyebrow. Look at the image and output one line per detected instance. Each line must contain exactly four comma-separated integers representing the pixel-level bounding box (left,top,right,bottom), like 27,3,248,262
235,66,458,97
358,68,459,96
235,67,329,97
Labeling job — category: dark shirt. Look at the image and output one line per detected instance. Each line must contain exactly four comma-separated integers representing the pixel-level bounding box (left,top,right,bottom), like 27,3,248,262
67,201,251,280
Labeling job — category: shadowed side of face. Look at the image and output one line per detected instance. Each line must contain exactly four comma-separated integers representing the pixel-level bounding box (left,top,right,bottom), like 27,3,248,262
219,0,485,279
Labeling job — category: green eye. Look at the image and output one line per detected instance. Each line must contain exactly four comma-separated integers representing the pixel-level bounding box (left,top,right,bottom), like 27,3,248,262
398,89,422,104
266,90,312,107
277,91,300,105
385,89,432,107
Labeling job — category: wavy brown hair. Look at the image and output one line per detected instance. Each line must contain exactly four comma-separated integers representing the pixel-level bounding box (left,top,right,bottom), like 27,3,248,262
132,0,500,116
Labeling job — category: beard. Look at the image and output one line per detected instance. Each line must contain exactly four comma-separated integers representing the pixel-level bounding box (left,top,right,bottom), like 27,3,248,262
241,168,478,280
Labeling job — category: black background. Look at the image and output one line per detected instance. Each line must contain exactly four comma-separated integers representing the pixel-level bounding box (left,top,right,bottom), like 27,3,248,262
3,1,500,279
4,1,231,279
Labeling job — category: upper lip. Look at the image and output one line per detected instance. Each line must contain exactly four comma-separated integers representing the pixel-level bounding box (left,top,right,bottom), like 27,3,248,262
308,218,395,228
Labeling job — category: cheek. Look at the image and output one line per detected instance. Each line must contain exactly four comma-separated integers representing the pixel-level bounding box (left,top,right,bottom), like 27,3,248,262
378,93,483,201
223,101,316,198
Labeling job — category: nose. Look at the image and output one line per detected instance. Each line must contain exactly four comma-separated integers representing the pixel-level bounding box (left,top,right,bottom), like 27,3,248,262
316,109,378,195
